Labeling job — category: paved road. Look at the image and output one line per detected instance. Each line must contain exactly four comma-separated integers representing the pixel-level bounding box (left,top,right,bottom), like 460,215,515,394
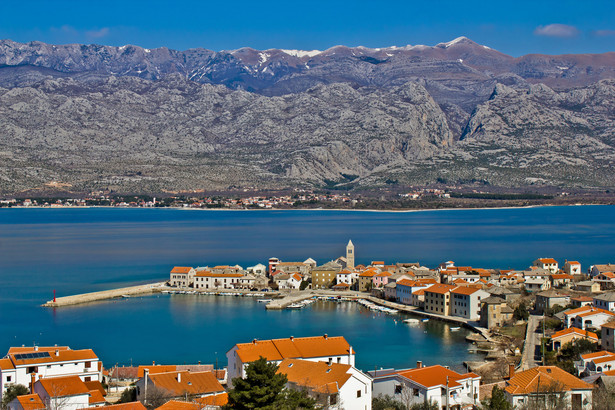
520,314,542,370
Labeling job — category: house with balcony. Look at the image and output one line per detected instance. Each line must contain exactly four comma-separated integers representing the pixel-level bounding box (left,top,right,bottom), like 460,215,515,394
169,266,196,288
533,258,559,274
423,284,457,316
450,287,489,321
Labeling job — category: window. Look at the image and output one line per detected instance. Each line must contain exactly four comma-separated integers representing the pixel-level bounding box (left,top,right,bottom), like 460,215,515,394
6,376,11,382
85,376,91,382
27,366,38,373
330,395,337,405
394,385,402,394
357,390,362,398
413,388,419,397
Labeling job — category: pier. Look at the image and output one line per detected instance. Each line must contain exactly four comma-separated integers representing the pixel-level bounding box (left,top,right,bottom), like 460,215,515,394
42,282,167,307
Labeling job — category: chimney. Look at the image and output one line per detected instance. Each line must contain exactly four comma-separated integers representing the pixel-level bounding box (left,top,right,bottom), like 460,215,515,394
55,349,59,356
416,361,422,369
290,336,294,341
324,334,328,339
34,346,39,352
508,364,515,379
144,369,149,403
152,361,155,365
177,372,181,383
252,339,257,344
30,373,36,393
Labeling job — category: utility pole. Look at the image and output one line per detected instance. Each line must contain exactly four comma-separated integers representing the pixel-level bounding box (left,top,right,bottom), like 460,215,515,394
446,375,450,410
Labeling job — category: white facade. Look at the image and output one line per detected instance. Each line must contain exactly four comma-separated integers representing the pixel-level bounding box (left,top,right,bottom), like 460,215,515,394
564,261,581,275
450,289,489,321
396,282,431,306
593,294,615,312
573,311,615,330
0,348,101,400
193,273,243,289
508,390,592,409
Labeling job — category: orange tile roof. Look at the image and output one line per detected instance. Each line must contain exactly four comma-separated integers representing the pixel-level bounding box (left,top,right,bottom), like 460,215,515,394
371,261,385,265
577,308,615,318
156,401,201,410
359,271,378,278
138,365,178,378
96,402,146,410
148,371,224,397
395,365,479,389
84,380,106,397
424,284,456,295
505,366,591,395
291,273,302,281
572,296,593,302
38,375,90,397
599,272,615,279
0,358,15,370
277,359,352,394
451,286,481,296
15,394,45,410
194,393,228,407
537,258,558,264
194,272,243,278
580,351,615,360
550,327,598,341
412,289,426,296
9,349,98,366
7,346,70,355
88,389,106,404
417,278,438,284
232,336,353,363
396,279,419,287
592,356,615,365
602,321,615,329
563,305,594,317
550,274,573,280
375,271,392,277
171,267,193,274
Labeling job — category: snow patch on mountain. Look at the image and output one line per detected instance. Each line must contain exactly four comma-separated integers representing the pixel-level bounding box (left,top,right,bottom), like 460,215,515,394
281,49,321,58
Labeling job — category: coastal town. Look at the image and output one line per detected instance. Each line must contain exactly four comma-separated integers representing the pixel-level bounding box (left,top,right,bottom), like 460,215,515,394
4,242,615,409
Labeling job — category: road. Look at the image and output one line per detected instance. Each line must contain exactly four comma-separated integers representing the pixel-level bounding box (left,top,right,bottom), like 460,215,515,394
520,314,543,370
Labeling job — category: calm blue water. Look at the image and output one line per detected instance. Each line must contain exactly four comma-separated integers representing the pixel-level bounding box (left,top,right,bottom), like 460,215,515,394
1,206,614,370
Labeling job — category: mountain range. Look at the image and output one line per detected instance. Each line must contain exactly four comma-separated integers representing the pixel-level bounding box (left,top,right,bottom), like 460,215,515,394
0,37,614,194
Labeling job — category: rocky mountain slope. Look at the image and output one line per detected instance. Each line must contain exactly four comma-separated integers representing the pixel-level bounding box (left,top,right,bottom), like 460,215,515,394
0,38,614,194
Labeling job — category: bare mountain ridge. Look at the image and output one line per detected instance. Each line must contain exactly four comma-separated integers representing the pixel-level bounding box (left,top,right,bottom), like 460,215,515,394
0,38,615,194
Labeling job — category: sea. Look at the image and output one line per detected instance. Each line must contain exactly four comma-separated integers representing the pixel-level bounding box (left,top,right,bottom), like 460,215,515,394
0,205,614,372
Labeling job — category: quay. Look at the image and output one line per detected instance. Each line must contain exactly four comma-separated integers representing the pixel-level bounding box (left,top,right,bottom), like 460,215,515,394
42,282,167,307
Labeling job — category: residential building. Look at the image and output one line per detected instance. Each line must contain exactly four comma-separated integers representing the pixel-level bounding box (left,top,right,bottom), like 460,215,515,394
571,307,615,330
395,280,433,306
591,264,615,278
533,258,559,274
423,284,456,316
32,375,97,410
594,293,615,312
372,272,392,288
479,297,514,329
564,261,582,276
0,346,101,399
358,270,379,292
276,262,310,276
384,282,397,301
486,286,520,303
274,273,302,290
6,394,45,410
311,264,341,289
535,290,571,314
550,274,573,288
450,287,489,321
575,281,601,293
371,363,480,409
571,296,594,308
169,267,196,288
504,366,592,409
577,351,615,375
226,335,355,388
276,359,371,410
209,265,243,275
336,269,356,287
602,322,615,352
594,272,615,290
193,272,243,290
523,277,551,292
246,263,267,276
550,328,598,351
135,370,224,403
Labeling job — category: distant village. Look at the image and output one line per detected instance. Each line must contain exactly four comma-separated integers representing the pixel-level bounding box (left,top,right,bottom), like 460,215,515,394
3,242,615,409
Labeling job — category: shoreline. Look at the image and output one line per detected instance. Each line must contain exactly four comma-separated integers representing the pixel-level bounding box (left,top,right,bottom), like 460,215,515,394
4,202,612,213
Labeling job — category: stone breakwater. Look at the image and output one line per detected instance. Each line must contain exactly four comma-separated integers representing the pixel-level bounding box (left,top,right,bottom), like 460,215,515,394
42,282,167,307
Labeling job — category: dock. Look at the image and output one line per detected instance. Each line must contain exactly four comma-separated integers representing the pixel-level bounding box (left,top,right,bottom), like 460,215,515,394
265,292,315,310
42,282,167,307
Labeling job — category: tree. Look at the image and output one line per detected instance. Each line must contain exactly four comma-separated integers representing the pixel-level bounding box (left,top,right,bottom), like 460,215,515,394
410,401,438,410
118,386,137,403
372,394,405,410
272,389,316,410
481,386,512,410
225,357,288,409
514,302,529,321
300,280,309,291
142,385,172,409
1,384,29,409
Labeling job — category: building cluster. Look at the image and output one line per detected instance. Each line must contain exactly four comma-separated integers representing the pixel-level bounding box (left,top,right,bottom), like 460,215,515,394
1,332,602,409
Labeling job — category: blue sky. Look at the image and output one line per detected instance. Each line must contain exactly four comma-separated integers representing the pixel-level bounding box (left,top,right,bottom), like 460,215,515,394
1,0,614,56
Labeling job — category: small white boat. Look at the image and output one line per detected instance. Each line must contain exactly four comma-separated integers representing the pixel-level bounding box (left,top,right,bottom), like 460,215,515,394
421,319,429,322
404,319,420,325
257,299,273,303
450,327,461,331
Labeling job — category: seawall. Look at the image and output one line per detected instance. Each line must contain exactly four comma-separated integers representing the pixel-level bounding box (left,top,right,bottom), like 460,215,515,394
42,282,167,307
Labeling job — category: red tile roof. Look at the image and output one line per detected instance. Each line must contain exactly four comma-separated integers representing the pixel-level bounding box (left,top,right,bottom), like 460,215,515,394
147,371,224,397
170,267,193,274
232,336,353,363
550,327,598,341
138,365,177,378
15,394,45,410
394,365,479,389
38,375,90,398
97,402,146,410
277,359,353,394
505,366,591,395
9,349,98,366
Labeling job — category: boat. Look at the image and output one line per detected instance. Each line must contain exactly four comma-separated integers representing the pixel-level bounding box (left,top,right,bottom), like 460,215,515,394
404,319,420,325
257,299,273,303
421,319,429,322
450,327,461,331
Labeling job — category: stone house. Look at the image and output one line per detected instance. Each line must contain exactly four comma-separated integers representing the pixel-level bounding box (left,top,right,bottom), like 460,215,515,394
480,297,514,329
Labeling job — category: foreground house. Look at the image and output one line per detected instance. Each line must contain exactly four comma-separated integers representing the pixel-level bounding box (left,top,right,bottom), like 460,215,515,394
504,366,592,409
0,346,102,398
6,394,45,410
371,362,480,409
32,375,103,410
276,359,372,409
576,351,615,375
226,335,354,387
136,370,224,403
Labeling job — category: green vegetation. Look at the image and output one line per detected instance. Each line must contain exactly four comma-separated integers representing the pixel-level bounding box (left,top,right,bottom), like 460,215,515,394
118,386,137,403
545,338,598,375
450,193,554,200
1,384,29,409
225,357,316,410
499,323,527,340
481,386,512,410
513,302,529,321
372,395,405,410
